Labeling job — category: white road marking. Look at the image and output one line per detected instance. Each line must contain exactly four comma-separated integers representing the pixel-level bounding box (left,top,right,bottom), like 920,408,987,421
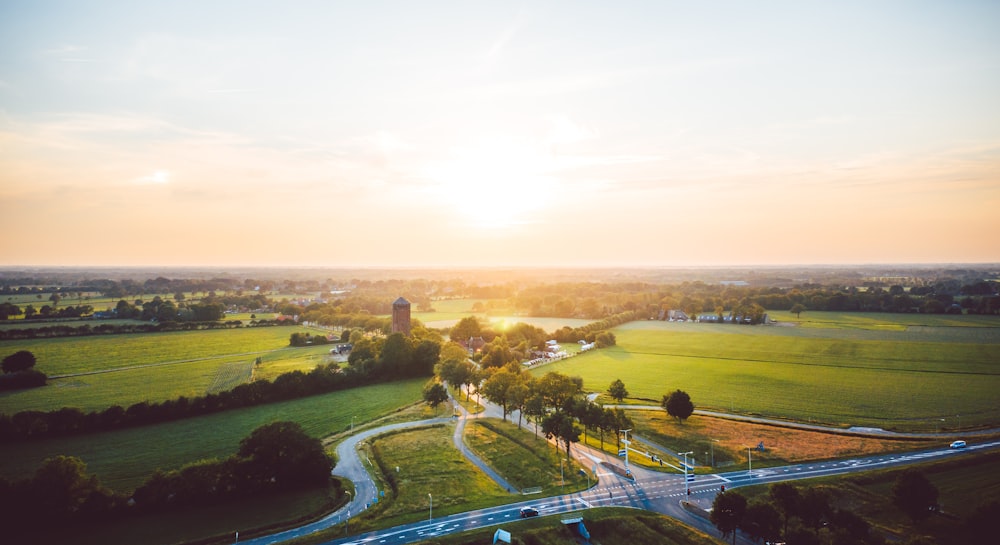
577,497,592,508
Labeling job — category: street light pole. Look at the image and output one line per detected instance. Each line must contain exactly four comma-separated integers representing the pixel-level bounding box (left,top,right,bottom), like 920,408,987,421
560,458,565,489
428,493,432,523
747,446,753,478
710,439,719,468
620,429,632,476
679,451,693,494
351,415,356,432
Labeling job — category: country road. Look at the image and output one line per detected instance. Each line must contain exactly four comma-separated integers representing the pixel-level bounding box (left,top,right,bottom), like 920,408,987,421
238,389,1000,545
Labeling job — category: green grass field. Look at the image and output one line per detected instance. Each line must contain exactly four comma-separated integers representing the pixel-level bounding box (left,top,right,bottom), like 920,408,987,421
411,298,593,332
536,314,1000,431
739,450,1000,545
465,418,589,494
354,424,511,531
0,326,338,412
411,507,721,545
0,379,427,491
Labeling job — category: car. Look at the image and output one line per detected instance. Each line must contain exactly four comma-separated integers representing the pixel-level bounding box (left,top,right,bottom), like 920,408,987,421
519,507,539,518
950,440,967,449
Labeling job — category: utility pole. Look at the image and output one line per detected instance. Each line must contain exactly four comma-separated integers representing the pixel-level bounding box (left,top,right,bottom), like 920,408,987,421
680,451,693,494
620,429,632,476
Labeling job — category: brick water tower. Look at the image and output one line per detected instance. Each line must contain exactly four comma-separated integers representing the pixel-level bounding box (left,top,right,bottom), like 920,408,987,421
391,297,411,336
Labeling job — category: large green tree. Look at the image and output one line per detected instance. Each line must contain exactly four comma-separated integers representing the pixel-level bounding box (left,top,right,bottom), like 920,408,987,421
480,364,523,421
237,421,332,490
2,350,36,374
711,490,747,545
449,316,483,342
541,411,580,460
607,378,628,403
422,380,449,407
892,469,939,522
537,371,582,411
662,389,695,424
740,501,781,543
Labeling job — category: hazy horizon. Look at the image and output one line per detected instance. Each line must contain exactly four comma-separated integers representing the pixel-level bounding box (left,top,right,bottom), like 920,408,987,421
2,1,998,268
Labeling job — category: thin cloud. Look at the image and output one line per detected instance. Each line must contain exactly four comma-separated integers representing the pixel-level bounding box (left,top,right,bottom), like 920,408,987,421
135,170,170,184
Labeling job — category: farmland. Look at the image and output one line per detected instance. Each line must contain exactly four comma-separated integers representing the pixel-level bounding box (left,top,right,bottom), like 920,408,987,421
412,298,592,331
536,313,1000,431
0,378,428,491
0,325,337,412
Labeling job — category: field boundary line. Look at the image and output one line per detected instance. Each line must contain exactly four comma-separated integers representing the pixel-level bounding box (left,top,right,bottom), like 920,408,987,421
48,347,295,379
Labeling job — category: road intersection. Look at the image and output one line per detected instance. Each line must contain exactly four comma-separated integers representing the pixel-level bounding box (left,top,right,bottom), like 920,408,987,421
242,392,1000,545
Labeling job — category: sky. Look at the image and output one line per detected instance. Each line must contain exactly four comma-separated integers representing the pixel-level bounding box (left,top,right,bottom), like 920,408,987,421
1,0,998,268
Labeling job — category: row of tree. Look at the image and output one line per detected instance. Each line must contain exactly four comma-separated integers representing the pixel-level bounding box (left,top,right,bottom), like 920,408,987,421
711,470,994,545
0,422,334,536
712,482,883,545
0,318,295,341
431,351,637,460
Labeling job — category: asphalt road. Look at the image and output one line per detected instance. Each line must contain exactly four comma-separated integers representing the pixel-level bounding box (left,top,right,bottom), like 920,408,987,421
242,388,1000,545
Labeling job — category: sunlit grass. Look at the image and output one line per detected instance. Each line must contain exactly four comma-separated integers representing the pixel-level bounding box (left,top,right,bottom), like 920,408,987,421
0,379,427,491
538,318,1000,431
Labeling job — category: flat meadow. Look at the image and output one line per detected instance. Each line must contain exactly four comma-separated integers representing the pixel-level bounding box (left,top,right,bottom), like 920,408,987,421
0,325,339,412
0,378,428,491
413,298,591,331
536,312,1000,432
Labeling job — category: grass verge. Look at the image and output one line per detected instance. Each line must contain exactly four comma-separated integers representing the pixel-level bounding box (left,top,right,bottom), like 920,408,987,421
0,379,427,491
465,418,590,494
737,449,1000,545
411,507,722,545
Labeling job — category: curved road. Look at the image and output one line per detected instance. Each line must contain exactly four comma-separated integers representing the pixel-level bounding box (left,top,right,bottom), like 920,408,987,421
241,393,1000,545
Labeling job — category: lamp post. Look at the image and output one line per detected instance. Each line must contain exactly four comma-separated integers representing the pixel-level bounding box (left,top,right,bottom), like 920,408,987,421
620,429,632,476
351,415,356,432
746,446,753,478
428,493,432,523
560,458,565,489
710,439,719,468
680,451,693,494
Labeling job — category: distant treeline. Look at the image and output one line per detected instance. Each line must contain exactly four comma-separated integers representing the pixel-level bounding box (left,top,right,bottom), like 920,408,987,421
0,318,296,341
0,336,436,441
551,310,642,342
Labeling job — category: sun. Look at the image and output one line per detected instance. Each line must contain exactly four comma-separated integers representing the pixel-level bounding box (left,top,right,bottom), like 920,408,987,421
426,138,555,230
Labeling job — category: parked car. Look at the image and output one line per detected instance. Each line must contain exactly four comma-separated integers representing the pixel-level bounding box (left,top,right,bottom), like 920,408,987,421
519,507,539,518
950,440,967,449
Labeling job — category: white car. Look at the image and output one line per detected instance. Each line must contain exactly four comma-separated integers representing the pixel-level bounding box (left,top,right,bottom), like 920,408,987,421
950,440,967,449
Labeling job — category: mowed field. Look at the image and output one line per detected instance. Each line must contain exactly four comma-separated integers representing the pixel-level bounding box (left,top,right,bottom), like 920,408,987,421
0,325,338,413
0,378,427,491
413,298,592,331
536,313,1000,431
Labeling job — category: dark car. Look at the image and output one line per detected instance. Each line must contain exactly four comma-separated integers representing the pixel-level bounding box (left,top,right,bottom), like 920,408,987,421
519,507,539,518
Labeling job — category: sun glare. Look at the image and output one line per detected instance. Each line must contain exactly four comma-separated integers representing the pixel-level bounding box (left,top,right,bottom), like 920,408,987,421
427,139,555,230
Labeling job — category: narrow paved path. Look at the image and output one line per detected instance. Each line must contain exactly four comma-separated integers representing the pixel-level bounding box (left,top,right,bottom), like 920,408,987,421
450,395,519,493
241,390,1000,545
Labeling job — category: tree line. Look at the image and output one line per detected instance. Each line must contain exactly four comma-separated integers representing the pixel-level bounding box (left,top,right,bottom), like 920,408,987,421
0,317,296,341
0,331,441,442
710,470,993,545
0,421,335,537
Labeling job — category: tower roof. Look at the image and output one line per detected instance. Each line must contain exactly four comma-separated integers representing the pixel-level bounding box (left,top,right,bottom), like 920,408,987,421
393,297,410,306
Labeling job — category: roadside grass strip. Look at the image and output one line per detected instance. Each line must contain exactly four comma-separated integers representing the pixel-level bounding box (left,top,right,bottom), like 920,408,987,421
465,418,589,494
